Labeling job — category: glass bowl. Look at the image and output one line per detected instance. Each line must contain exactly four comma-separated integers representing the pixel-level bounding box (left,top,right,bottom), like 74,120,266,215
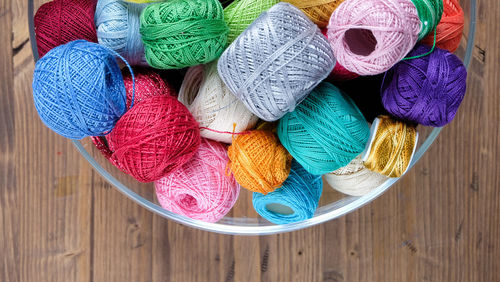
28,0,477,235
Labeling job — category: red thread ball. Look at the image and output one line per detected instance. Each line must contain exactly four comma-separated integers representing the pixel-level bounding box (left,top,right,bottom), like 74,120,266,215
107,95,200,182
421,0,465,53
34,0,98,57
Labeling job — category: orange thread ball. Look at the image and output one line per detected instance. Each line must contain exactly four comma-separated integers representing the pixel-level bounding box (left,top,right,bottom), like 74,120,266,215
281,0,344,28
228,130,292,194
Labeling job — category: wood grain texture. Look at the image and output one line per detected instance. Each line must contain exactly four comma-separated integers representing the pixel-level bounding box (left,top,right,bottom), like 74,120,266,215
1,0,499,281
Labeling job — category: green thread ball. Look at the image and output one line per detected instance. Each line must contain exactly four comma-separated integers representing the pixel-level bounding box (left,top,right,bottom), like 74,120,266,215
411,0,444,40
224,0,278,44
140,0,229,69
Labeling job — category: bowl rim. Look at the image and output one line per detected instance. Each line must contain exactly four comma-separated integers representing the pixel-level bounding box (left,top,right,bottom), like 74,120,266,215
28,0,477,235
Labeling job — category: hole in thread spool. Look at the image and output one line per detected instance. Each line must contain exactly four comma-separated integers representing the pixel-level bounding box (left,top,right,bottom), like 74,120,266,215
344,28,377,56
179,194,197,208
266,203,295,215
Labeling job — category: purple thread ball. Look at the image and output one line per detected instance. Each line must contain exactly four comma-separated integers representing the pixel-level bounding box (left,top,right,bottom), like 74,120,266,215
381,44,467,127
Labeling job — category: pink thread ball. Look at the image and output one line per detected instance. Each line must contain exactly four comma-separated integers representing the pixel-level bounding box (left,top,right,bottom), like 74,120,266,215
327,0,421,75
155,139,240,223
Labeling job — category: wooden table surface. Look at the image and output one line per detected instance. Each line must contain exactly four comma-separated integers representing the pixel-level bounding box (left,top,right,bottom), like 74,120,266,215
1,0,499,281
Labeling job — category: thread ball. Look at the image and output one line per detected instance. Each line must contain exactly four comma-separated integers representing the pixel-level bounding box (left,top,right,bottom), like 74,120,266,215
278,82,370,175
33,40,127,139
327,0,421,75
218,2,336,121
155,139,240,223
34,0,98,57
140,0,228,69
252,160,323,224
178,62,259,144
95,0,148,66
107,95,201,182
381,44,467,127
421,0,464,53
228,130,292,194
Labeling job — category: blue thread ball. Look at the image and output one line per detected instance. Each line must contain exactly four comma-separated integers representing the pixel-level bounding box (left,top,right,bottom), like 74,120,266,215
278,82,370,175
252,160,323,224
32,40,127,139
95,0,148,66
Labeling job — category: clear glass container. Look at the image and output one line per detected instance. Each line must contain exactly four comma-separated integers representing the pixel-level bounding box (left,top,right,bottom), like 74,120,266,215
29,0,477,235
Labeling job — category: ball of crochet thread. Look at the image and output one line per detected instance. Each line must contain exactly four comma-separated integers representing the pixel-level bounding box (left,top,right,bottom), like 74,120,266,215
252,160,323,224
178,62,259,144
95,0,148,66
282,0,344,28
107,95,201,182
218,3,335,121
421,0,464,53
224,0,278,43
155,139,240,223
327,0,421,75
140,0,228,69
363,115,418,178
411,0,443,40
92,68,175,156
381,44,467,127
325,154,388,196
278,82,370,175
32,40,126,139
34,0,98,58
228,130,292,194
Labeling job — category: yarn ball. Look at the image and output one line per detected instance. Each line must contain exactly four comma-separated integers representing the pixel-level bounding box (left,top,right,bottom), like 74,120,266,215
381,44,467,127
95,0,148,66
218,3,335,121
327,0,421,75
155,139,240,223
228,130,292,194
178,61,259,143
224,0,278,43
34,0,98,58
282,0,343,28
140,0,228,69
107,95,201,182
421,0,464,53
278,82,370,175
363,115,418,178
325,154,388,196
411,0,443,40
33,40,126,139
320,28,359,81
252,160,323,224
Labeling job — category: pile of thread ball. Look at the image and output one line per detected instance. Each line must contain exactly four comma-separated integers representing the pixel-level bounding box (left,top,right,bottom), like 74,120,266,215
228,130,292,194
33,40,126,139
155,139,240,223
107,95,201,182
252,160,323,224
34,0,98,57
140,0,228,69
410,0,443,40
282,0,343,28
363,115,418,178
381,44,467,127
218,2,335,121
421,0,464,52
278,82,370,175
224,0,278,43
95,0,148,66
178,62,259,144
327,0,421,75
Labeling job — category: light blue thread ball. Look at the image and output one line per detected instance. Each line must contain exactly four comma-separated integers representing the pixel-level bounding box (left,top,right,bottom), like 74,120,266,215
32,40,127,139
277,82,370,175
252,160,323,224
95,0,148,66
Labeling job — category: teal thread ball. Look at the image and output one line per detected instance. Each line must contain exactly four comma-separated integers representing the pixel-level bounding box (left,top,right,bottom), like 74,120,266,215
277,82,370,175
